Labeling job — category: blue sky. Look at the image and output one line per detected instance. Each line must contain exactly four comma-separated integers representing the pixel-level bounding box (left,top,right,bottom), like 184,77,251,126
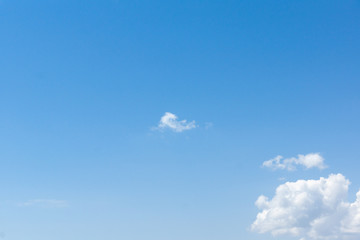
0,1,360,239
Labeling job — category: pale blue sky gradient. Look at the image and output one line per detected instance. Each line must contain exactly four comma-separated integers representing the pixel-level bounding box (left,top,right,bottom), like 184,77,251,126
1,1,360,239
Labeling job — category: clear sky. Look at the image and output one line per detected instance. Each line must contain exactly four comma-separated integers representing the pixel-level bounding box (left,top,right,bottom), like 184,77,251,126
1,1,360,240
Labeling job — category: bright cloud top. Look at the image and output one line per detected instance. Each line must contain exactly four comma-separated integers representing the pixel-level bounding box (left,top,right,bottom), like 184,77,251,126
263,153,326,171
252,174,360,240
156,112,196,132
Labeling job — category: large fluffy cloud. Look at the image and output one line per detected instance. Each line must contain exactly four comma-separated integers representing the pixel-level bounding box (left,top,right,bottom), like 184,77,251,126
263,153,326,171
251,174,360,240
155,112,196,132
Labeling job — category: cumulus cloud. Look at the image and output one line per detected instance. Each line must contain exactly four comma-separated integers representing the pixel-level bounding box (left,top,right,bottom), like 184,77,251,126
263,153,326,171
155,112,196,132
251,174,360,240
19,199,68,208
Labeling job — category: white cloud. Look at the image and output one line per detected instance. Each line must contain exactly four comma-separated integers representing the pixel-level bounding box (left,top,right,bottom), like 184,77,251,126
19,199,68,208
263,153,326,171
155,112,196,132
251,174,360,240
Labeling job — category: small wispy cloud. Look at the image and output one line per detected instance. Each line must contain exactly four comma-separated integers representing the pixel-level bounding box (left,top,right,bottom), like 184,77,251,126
19,199,68,208
262,153,326,171
154,112,196,133
204,122,214,129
